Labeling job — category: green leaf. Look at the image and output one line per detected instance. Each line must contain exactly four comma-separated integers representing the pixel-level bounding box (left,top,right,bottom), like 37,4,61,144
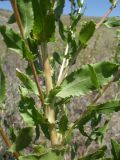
16,69,39,95
104,17,120,28
19,155,39,160
79,146,107,160
39,151,60,160
59,114,68,134
56,61,119,98
19,96,50,139
111,139,120,160
19,151,60,160
17,0,34,37
10,127,33,152
109,0,115,6
0,26,24,55
0,65,6,104
79,21,96,45
78,100,120,137
88,64,100,90
53,52,62,65
7,14,16,24
54,0,65,20
32,0,55,42
0,26,34,60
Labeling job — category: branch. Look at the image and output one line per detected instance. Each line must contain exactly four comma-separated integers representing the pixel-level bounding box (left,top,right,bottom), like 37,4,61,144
57,43,69,85
96,0,119,29
11,0,44,105
0,125,20,159
59,0,119,86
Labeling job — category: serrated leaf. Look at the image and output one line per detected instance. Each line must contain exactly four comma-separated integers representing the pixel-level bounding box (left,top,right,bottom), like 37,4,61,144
79,146,107,160
54,0,65,20
39,151,61,160
104,17,120,28
0,26,34,60
17,0,33,37
10,127,33,152
0,65,6,104
32,0,55,42
19,155,39,160
78,100,120,137
7,14,16,24
56,61,119,98
19,96,50,139
88,64,100,90
16,69,39,95
109,0,115,5
19,151,60,160
59,114,68,134
0,25,24,55
111,139,120,160
79,21,96,45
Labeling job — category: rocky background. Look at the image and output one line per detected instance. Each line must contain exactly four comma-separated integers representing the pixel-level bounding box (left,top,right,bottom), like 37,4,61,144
0,9,120,159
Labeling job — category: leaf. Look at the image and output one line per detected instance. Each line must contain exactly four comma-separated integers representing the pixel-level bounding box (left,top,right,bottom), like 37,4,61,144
79,146,107,160
104,17,120,28
54,0,65,20
19,96,50,139
19,151,60,160
16,69,39,95
17,0,34,37
111,139,120,160
32,0,55,42
0,26,34,60
78,100,120,137
19,155,39,160
56,61,119,98
79,21,96,45
0,65,6,104
109,0,115,6
7,14,16,24
88,64,100,90
0,25,24,55
53,52,62,65
59,114,68,134
10,127,33,152
39,151,61,160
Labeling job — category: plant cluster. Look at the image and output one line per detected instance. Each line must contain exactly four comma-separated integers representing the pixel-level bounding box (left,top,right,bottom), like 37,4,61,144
0,0,120,159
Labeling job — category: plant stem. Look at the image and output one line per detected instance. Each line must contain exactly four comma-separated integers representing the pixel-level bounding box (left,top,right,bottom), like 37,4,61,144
96,0,119,29
41,42,62,146
57,43,69,85
0,125,20,159
11,0,44,105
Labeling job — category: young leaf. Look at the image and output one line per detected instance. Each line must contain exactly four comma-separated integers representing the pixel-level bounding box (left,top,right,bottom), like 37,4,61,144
59,114,68,134
19,151,61,160
0,26,24,55
32,0,55,41
104,17,120,28
88,64,100,90
79,146,107,160
19,96,50,139
78,100,120,137
0,26,34,60
0,65,6,104
56,61,119,98
111,139,120,160
7,14,16,24
54,0,65,20
79,21,96,45
10,127,33,152
16,69,39,95
17,0,34,37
